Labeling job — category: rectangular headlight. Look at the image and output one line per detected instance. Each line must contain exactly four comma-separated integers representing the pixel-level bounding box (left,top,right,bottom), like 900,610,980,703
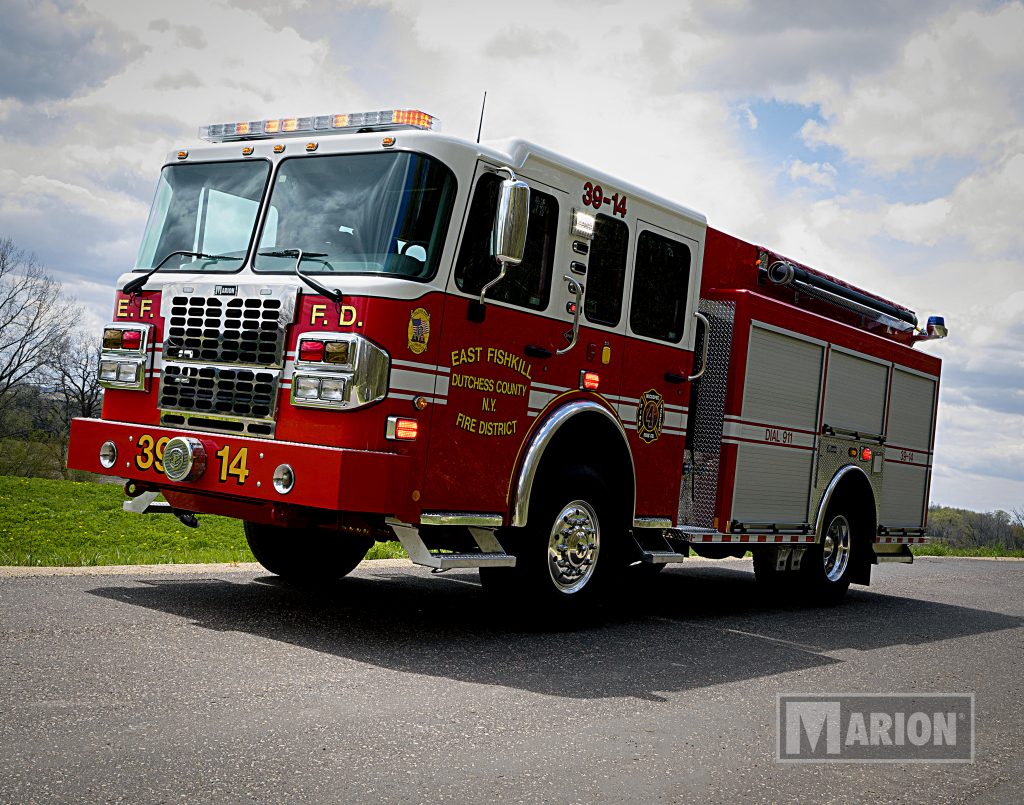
117,362,140,383
99,360,118,381
294,375,321,399
320,378,346,401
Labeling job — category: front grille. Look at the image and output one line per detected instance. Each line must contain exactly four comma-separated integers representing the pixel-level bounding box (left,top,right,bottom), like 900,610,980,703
164,295,284,366
160,363,279,421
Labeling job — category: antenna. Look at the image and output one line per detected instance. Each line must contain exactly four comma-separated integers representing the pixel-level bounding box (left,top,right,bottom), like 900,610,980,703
476,91,487,143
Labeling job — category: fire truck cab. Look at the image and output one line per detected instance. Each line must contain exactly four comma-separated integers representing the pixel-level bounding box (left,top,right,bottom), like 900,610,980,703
68,108,946,611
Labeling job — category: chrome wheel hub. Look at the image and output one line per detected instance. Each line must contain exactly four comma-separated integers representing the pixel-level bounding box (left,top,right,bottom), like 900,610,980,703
823,514,851,582
547,500,600,594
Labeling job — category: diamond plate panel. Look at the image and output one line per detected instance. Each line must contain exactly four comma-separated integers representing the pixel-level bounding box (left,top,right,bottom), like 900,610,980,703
678,299,735,527
810,436,884,525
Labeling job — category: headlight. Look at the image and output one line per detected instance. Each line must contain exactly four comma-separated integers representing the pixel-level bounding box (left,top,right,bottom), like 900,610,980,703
99,361,119,381
320,378,345,401
290,334,388,411
116,363,139,383
294,376,321,399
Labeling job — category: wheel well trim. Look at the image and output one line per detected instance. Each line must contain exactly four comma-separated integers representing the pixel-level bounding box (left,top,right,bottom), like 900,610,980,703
510,400,636,528
815,464,874,542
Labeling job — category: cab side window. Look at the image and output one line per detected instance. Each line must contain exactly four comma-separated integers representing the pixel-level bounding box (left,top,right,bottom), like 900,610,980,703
629,231,690,342
455,173,558,311
584,213,628,327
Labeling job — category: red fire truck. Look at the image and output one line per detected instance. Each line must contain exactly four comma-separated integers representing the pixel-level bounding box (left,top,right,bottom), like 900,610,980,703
68,108,947,610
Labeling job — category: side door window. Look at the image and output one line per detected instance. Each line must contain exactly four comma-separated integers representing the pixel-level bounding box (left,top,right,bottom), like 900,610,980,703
629,230,691,342
454,172,559,310
584,213,629,327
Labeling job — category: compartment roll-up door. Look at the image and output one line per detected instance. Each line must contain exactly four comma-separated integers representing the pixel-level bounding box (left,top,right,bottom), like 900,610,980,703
742,326,823,430
886,369,937,451
880,368,937,529
823,350,888,435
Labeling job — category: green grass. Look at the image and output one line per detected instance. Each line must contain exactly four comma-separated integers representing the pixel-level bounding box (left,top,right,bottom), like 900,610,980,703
0,475,406,567
912,542,1024,558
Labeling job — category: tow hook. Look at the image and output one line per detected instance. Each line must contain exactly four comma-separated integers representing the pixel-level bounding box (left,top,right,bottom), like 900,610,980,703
173,511,199,529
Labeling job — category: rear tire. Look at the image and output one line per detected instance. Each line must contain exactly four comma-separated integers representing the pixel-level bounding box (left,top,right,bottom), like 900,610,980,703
480,467,623,617
243,521,372,583
800,505,858,604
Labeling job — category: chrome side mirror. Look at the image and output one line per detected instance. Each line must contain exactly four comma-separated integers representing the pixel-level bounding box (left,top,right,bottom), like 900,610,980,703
479,169,530,305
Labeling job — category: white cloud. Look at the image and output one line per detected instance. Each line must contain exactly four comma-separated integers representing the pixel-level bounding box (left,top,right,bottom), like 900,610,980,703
787,159,837,188
798,4,1024,173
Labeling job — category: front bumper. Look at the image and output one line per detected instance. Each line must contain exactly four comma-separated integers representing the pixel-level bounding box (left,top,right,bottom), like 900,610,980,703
68,418,408,515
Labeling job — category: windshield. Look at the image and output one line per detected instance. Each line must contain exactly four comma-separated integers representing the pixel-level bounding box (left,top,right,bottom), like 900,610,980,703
135,160,270,272
253,151,457,280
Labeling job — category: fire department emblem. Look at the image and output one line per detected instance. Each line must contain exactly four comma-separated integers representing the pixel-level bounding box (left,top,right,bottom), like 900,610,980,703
407,307,430,355
636,389,665,444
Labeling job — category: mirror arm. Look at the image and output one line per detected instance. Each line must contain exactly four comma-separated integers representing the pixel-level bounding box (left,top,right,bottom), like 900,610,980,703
478,261,509,306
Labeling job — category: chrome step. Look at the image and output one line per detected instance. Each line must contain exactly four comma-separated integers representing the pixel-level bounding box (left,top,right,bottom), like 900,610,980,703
642,550,687,565
425,552,516,569
386,518,517,569
123,491,173,515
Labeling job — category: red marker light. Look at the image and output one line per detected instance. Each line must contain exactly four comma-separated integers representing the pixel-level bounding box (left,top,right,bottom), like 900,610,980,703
120,329,143,350
581,371,600,391
860,447,873,462
299,340,325,362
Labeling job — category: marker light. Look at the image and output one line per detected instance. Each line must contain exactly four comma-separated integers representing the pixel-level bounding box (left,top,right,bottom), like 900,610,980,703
386,416,418,441
299,340,325,362
580,371,601,391
199,109,440,141
860,447,873,462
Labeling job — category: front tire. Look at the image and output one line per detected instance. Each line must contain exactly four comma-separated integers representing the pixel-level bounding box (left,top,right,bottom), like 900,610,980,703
480,467,622,615
243,521,372,583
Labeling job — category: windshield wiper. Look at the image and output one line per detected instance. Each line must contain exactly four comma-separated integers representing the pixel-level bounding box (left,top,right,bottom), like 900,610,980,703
259,249,342,304
123,250,234,295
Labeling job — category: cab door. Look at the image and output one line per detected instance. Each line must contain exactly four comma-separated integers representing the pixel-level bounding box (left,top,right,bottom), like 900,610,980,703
619,218,703,522
420,164,568,513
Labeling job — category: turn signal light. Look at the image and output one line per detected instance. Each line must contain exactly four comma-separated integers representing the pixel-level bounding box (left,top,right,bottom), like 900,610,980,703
103,327,144,351
386,416,418,441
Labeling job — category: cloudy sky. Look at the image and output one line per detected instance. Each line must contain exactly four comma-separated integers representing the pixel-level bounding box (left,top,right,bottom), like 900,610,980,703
1,0,1022,511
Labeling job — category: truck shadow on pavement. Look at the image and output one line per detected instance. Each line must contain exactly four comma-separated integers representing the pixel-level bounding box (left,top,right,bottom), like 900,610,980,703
87,563,1023,701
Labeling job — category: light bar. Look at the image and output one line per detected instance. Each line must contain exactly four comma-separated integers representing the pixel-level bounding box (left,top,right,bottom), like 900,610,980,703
199,109,440,142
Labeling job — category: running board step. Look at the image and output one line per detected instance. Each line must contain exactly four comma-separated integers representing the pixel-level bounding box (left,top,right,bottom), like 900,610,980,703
633,527,687,564
642,550,687,565
386,518,517,569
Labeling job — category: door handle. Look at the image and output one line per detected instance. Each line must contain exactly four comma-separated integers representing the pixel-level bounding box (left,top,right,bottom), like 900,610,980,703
664,372,687,384
686,311,710,382
525,344,553,359
557,275,584,356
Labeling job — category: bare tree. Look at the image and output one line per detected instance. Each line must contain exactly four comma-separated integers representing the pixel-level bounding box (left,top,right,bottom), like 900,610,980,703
0,237,77,422
42,333,103,476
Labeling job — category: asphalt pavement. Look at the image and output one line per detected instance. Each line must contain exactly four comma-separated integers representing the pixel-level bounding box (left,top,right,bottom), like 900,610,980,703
0,556,1021,804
